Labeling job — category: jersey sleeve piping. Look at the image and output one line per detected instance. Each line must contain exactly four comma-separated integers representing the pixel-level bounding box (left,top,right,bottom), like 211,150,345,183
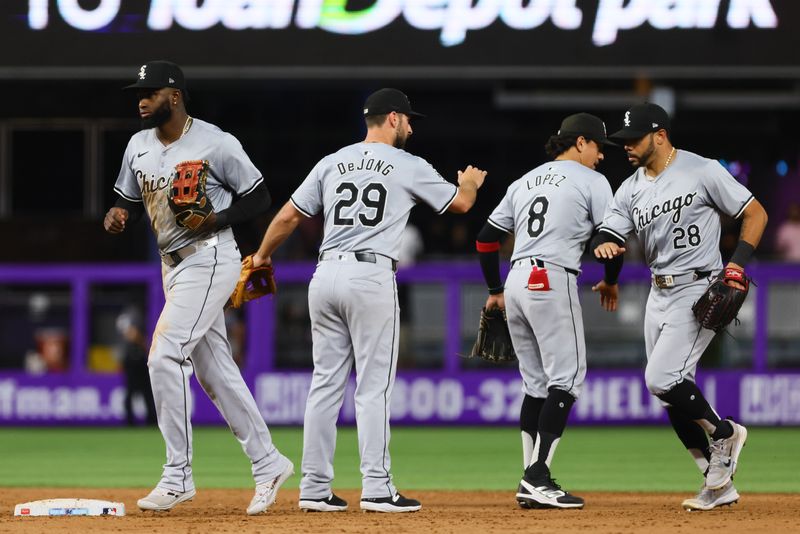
488,218,513,234
733,195,754,219
239,176,264,197
114,187,142,202
598,226,626,242
289,196,315,218
435,187,458,215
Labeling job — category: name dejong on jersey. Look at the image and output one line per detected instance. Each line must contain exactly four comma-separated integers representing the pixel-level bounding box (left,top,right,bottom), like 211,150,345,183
336,156,395,177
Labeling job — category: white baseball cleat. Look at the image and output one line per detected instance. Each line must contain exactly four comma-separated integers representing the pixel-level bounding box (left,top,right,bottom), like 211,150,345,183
682,481,739,511
246,461,295,515
707,421,748,490
137,487,196,511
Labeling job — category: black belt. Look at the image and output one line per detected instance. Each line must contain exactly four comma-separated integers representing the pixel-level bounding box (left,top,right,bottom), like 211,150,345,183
513,257,579,276
319,251,398,272
653,270,711,289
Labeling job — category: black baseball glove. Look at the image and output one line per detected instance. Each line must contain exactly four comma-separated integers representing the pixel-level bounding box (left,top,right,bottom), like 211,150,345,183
692,267,751,332
469,307,516,363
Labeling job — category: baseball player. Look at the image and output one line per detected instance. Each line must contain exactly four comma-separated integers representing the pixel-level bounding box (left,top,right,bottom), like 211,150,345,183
476,113,622,509
103,61,293,515
593,103,768,511
252,88,487,513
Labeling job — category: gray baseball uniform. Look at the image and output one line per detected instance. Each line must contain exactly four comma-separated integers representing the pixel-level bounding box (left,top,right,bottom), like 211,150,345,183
114,118,291,493
599,149,754,394
290,141,457,500
488,159,613,399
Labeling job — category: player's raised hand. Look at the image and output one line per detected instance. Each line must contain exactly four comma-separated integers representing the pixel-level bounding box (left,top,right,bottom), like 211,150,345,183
591,280,619,312
593,241,626,260
458,165,487,189
103,207,128,234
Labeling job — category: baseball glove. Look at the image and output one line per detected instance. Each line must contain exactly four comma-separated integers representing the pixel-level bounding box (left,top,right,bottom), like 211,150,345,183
469,307,516,363
227,254,277,309
692,267,751,332
168,159,213,231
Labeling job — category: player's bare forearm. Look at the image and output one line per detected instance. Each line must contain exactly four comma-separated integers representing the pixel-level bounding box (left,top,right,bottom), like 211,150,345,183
727,199,768,274
451,182,477,213
738,199,768,249
253,201,304,265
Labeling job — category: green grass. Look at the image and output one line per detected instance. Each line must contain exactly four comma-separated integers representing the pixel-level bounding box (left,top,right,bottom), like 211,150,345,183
0,426,797,493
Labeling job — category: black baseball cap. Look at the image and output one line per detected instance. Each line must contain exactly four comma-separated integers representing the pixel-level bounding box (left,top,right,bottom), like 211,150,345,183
123,60,186,91
609,103,670,140
557,112,616,145
363,88,426,119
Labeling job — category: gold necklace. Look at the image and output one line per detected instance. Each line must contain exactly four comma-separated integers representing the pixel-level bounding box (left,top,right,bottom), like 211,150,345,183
645,147,675,181
181,116,193,138
663,147,676,171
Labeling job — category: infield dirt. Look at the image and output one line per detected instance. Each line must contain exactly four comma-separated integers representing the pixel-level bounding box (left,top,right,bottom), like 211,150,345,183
2,488,797,533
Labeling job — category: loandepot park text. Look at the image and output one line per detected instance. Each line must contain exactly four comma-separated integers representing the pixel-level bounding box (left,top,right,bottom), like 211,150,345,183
27,0,779,47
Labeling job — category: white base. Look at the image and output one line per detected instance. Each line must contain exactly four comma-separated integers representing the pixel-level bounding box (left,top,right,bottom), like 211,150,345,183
15,499,125,517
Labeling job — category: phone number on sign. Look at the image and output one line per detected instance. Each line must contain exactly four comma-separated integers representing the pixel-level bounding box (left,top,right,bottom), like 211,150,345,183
390,377,524,423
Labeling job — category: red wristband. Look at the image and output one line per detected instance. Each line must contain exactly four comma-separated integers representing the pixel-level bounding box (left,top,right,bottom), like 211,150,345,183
476,240,500,253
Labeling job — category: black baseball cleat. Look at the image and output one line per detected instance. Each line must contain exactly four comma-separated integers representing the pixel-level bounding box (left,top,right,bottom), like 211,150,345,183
516,463,584,510
360,493,422,513
299,493,348,512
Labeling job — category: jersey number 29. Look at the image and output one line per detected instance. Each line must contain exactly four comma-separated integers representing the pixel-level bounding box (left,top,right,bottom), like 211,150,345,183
333,182,387,227
527,196,550,238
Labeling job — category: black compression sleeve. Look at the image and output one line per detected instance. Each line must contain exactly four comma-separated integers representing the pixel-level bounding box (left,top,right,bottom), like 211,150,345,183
476,222,509,294
729,240,755,267
114,197,145,224
479,250,503,294
602,254,624,284
476,222,507,244
214,182,271,229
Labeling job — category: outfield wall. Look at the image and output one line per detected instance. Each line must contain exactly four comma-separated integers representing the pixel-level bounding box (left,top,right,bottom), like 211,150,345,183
0,262,798,426
0,369,798,426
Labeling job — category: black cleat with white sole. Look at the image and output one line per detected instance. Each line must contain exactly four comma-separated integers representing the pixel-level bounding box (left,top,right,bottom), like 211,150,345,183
299,493,348,512
360,493,421,513
516,463,584,510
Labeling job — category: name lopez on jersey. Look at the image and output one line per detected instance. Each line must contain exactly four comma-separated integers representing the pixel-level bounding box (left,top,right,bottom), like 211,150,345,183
337,157,394,176
527,172,566,189
633,192,697,231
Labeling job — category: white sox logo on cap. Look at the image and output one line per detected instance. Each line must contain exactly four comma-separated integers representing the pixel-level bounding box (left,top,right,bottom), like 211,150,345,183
624,111,631,127
138,65,147,80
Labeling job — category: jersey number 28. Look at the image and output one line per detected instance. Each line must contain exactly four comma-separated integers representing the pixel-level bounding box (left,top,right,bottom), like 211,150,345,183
672,224,701,249
333,182,387,227
527,196,550,238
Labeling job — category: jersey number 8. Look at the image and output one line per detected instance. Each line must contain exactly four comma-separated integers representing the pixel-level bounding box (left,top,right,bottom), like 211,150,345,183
333,182,387,227
527,196,550,238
